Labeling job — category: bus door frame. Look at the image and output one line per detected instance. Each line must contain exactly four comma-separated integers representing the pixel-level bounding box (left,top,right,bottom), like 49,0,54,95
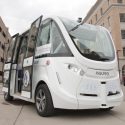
20,15,43,98
2,33,19,95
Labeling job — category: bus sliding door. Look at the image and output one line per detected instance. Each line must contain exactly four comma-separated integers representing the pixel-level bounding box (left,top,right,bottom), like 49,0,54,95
3,34,19,95
20,16,42,98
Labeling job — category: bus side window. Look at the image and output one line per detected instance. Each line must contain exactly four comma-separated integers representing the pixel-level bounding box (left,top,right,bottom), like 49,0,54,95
50,22,71,56
25,25,38,57
25,18,41,58
37,21,51,47
18,36,28,68
6,37,17,62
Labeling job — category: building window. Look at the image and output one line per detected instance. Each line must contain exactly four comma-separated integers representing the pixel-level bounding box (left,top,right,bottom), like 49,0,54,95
123,48,125,56
0,71,3,76
108,0,110,5
2,44,5,50
95,14,98,21
90,20,93,24
122,65,125,75
102,23,105,27
100,8,103,15
1,57,4,62
120,13,125,22
108,16,111,26
121,30,125,39
2,32,6,38
117,0,122,3
0,26,1,32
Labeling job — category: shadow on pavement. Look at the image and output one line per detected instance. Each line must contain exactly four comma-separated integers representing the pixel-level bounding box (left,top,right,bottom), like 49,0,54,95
52,108,116,118
1,98,120,118
2,99,32,106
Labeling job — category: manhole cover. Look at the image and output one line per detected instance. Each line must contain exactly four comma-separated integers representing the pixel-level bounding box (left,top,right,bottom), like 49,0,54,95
2,102,10,105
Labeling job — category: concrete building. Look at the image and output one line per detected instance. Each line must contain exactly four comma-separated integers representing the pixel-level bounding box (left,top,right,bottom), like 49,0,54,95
0,17,11,82
83,0,125,82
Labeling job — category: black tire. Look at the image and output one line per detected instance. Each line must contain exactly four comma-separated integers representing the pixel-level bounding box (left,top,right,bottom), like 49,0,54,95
100,107,114,111
35,84,54,117
4,92,13,101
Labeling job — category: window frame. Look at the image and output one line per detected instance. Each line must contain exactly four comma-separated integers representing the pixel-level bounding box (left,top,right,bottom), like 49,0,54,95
95,14,98,21
108,16,111,26
35,19,73,58
123,47,125,56
120,13,125,22
107,0,110,5
0,26,2,32
117,0,123,3
37,19,51,47
121,30,125,39
100,8,103,16
50,21,73,57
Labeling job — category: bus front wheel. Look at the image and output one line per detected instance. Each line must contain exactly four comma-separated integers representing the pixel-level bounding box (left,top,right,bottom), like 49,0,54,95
35,84,54,117
4,92,13,101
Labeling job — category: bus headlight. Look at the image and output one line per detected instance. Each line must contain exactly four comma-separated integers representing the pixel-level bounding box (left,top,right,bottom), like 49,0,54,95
67,64,85,76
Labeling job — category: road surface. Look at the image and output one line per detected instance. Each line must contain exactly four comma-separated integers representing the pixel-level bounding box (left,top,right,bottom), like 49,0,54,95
0,84,125,125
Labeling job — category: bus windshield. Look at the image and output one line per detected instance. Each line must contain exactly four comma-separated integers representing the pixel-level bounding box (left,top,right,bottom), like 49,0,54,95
61,18,115,62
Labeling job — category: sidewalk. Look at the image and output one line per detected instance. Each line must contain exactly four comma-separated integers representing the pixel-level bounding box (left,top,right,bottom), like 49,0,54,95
0,83,125,125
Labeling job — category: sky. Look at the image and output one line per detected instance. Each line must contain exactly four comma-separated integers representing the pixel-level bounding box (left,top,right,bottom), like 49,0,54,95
0,0,96,35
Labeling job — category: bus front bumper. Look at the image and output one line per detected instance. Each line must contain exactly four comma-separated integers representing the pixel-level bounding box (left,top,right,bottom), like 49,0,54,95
77,91,123,109
77,77,124,109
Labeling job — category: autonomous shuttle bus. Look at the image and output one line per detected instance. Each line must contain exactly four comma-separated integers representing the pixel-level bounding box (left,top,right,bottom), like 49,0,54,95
2,16,123,116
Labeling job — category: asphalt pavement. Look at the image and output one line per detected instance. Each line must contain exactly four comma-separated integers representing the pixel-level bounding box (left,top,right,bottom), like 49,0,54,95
0,83,125,125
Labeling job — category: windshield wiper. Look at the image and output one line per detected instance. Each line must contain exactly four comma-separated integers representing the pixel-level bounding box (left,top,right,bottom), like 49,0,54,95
83,51,110,61
99,57,109,61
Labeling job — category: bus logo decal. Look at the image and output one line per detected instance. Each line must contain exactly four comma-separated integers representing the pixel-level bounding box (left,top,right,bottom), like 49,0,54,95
23,70,30,87
96,71,109,76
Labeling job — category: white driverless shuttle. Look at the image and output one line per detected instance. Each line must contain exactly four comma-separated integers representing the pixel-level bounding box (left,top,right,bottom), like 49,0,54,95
2,16,123,116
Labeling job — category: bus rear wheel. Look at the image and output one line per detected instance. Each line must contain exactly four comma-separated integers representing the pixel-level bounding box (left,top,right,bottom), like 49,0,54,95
4,92,13,101
35,84,54,117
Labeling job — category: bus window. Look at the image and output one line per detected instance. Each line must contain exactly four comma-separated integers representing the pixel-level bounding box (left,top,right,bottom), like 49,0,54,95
26,18,41,57
37,20,51,47
17,35,28,70
12,37,20,63
6,36,17,62
50,22,72,56
16,35,28,92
